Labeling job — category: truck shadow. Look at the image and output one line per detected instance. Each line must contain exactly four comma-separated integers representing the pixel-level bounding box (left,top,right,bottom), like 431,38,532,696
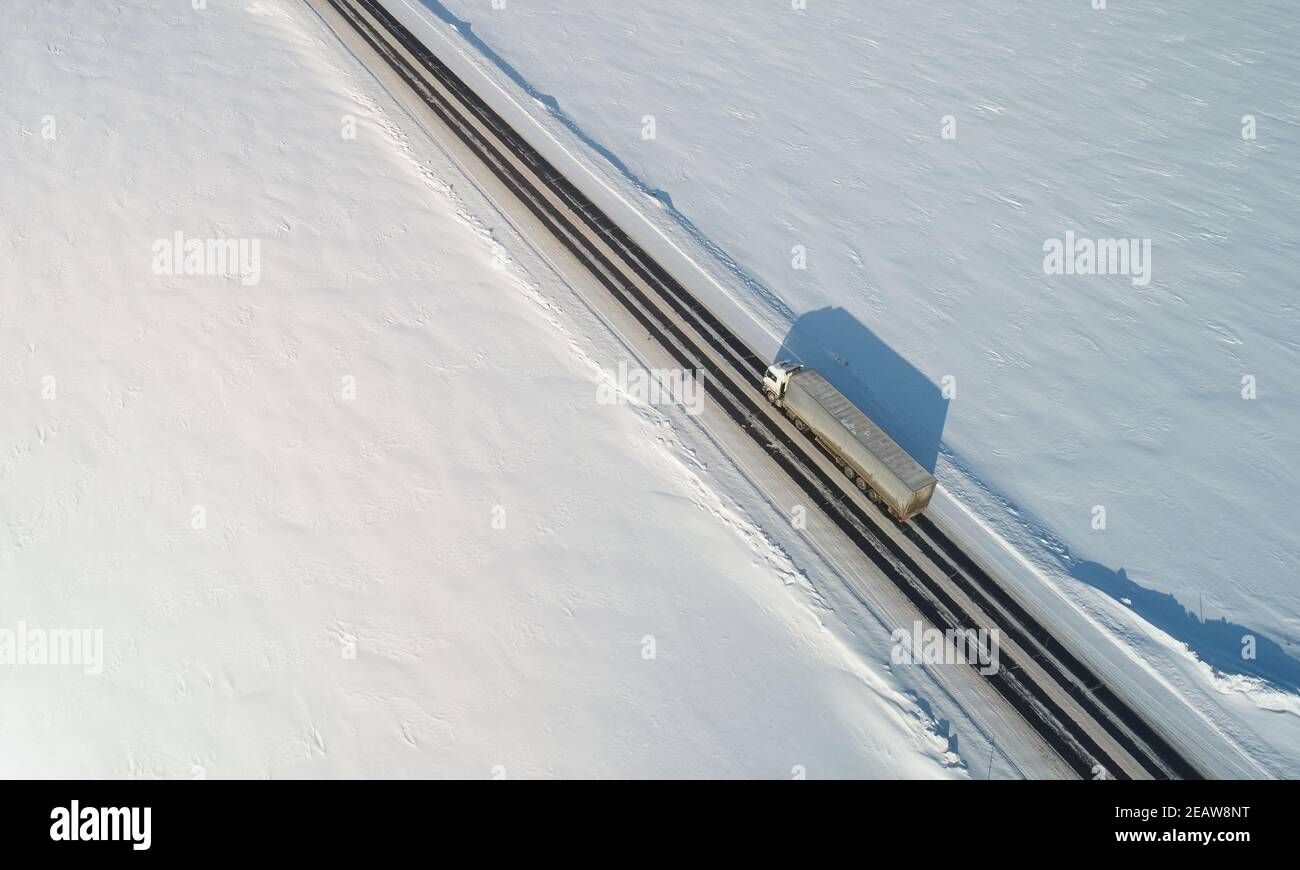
776,306,948,473
1069,559,1300,694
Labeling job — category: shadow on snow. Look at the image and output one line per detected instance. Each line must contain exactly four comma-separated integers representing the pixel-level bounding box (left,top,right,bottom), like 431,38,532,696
777,306,948,474
1069,559,1300,694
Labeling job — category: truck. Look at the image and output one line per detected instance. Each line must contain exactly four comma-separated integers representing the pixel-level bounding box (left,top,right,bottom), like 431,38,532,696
762,362,937,522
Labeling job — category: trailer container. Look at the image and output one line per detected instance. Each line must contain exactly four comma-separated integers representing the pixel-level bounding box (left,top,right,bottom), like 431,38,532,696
763,363,936,521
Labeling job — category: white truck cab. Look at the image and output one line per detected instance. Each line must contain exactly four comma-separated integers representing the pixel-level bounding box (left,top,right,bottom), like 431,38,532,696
762,361,802,405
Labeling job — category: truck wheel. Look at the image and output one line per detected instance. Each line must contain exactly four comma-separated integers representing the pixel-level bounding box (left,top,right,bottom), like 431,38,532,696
794,418,807,432
764,389,777,405
856,476,868,492
867,488,880,503
842,464,855,480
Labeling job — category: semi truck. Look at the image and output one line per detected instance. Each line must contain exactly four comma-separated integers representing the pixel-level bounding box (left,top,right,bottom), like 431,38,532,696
762,362,936,522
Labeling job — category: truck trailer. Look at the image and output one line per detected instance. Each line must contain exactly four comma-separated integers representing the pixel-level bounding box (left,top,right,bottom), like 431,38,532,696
762,362,936,521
